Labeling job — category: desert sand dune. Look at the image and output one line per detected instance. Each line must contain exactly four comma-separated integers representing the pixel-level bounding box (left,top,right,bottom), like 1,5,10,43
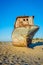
0,43,43,65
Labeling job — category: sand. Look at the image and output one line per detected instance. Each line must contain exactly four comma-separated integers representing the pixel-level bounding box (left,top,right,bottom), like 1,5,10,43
0,43,43,65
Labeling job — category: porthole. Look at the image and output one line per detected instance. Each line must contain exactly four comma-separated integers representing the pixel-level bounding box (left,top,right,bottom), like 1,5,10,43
23,19,25,21
26,19,28,21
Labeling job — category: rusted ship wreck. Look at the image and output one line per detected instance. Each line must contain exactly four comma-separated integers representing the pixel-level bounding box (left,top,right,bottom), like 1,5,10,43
12,16,39,47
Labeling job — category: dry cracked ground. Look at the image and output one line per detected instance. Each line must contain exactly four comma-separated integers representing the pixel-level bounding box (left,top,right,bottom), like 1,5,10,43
0,42,43,65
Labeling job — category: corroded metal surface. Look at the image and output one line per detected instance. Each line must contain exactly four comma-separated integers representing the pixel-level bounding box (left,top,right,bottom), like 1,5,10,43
12,16,39,47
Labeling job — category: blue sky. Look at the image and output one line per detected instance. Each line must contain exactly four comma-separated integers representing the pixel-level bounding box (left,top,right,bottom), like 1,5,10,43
0,0,43,41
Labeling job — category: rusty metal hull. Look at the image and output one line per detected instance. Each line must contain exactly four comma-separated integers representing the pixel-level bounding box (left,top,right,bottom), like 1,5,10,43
12,25,39,47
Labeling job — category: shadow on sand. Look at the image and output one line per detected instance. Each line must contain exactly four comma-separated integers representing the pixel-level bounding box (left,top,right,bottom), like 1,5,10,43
29,42,43,48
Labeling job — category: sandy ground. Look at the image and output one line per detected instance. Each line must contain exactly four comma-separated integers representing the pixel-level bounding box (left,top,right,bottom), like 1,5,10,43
0,43,43,65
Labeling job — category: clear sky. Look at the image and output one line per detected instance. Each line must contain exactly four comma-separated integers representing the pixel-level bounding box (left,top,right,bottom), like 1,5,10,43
0,0,43,41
